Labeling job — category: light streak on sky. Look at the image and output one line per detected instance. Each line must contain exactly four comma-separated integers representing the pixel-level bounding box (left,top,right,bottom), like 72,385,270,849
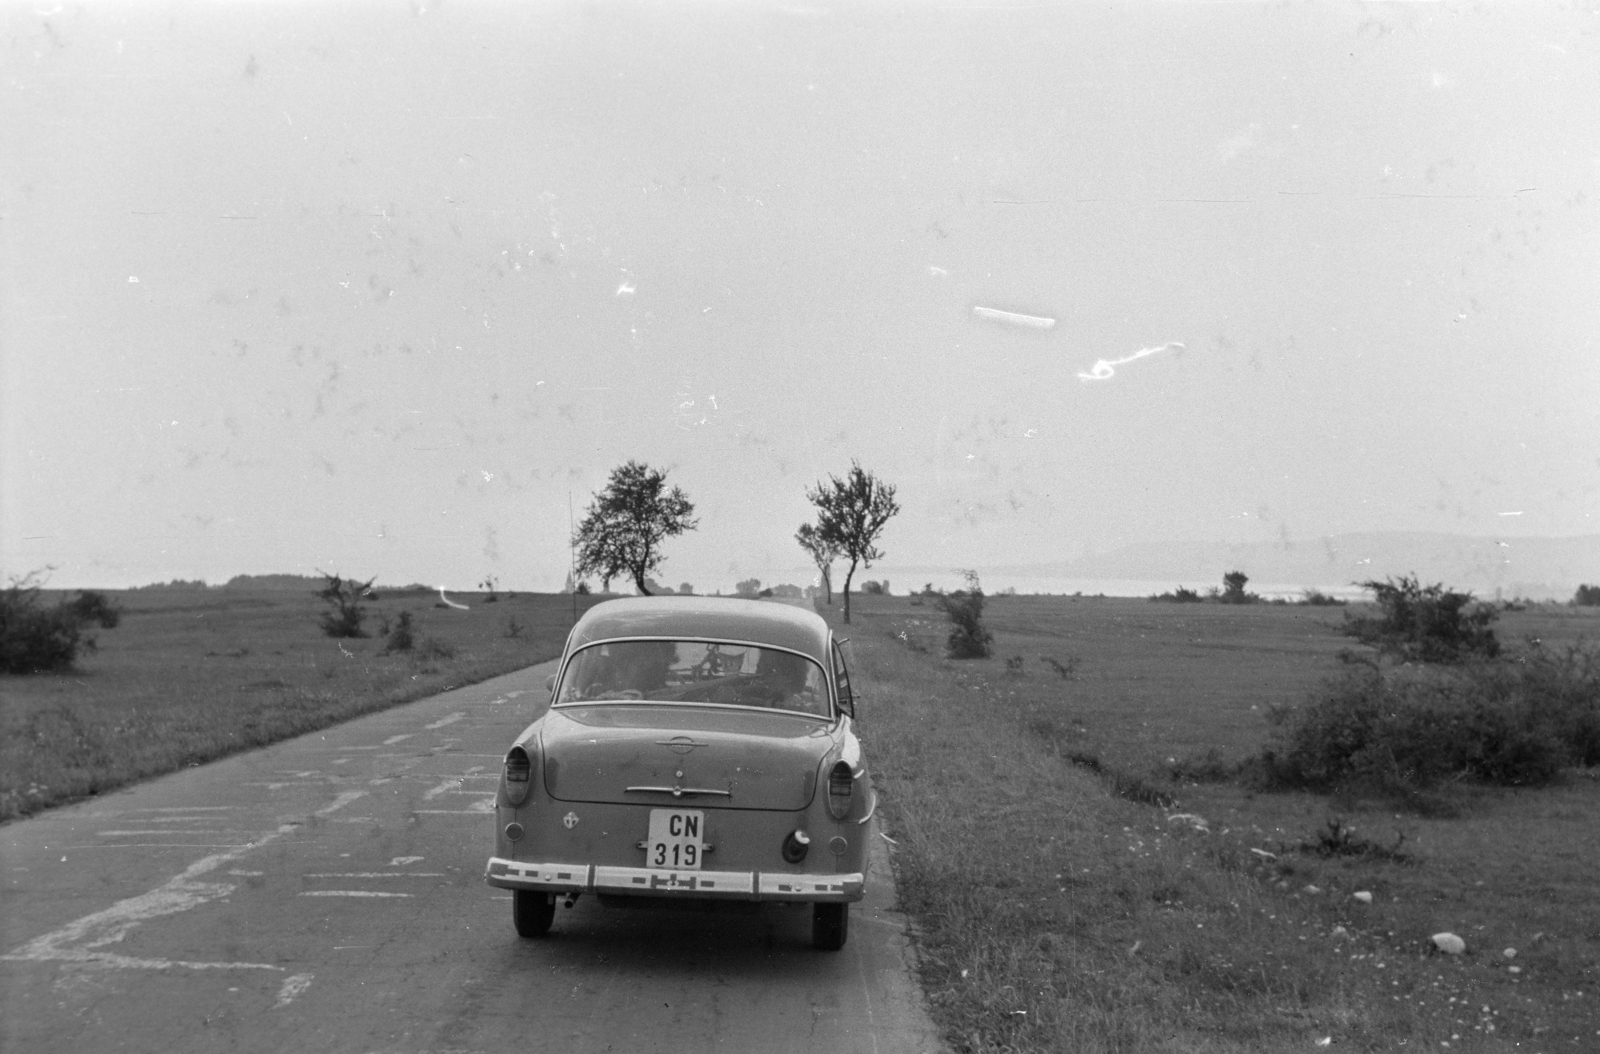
1077,342,1185,382
972,306,1056,330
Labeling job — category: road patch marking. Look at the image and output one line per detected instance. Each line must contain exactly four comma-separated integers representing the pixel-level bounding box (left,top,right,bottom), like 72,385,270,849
60,843,255,850
317,791,369,815
425,712,465,730
389,856,424,866
274,973,313,1008
415,799,496,814
383,734,413,745
423,779,462,800
303,872,444,878
97,830,233,837
2,791,366,974
298,890,413,897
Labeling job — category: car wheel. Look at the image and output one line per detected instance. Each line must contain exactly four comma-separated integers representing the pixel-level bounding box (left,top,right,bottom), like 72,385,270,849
513,891,556,938
812,902,848,951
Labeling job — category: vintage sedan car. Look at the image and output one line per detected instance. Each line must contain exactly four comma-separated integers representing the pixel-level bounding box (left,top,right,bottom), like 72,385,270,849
484,596,873,950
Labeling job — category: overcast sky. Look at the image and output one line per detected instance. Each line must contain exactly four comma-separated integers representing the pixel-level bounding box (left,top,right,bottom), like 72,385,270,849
3,1,1597,592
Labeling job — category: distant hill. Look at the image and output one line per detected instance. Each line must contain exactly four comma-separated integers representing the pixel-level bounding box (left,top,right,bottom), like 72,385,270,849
989,533,1600,600
222,574,326,591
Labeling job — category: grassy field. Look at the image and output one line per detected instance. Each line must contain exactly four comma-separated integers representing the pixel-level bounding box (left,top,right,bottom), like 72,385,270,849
828,593,1600,1053
8,584,1598,1050
0,584,600,823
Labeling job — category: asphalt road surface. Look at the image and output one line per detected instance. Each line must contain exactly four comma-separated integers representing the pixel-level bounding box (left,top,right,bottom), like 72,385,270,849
2,661,941,1054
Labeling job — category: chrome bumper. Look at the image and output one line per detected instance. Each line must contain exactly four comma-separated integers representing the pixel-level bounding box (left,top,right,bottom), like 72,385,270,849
485,857,865,902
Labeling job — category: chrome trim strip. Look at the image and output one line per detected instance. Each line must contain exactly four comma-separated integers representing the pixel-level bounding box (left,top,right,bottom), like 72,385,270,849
855,789,878,825
485,858,864,901
757,872,865,898
483,859,593,890
624,785,732,798
594,866,753,896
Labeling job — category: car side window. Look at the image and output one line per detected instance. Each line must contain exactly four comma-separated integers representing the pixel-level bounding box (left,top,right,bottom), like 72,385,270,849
831,641,855,718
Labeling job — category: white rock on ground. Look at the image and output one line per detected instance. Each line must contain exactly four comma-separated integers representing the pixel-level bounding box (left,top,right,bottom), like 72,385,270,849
1432,932,1467,955
1353,891,1373,904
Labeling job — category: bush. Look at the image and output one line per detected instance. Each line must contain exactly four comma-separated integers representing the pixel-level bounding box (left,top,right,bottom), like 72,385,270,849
1219,571,1259,605
1039,655,1079,680
1343,575,1498,663
934,570,993,659
1257,643,1600,793
417,636,456,660
382,611,416,654
859,580,890,596
1149,586,1202,603
1300,589,1346,607
67,590,122,628
1575,584,1600,607
316,574,374,638
0,576,88,674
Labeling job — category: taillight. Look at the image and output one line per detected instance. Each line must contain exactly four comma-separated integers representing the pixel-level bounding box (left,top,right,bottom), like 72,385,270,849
826,760,854,819
504,746,532,806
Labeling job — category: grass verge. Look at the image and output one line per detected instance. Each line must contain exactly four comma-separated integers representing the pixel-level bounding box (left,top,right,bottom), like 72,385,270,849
1,586,599,822
832,594,1600,1052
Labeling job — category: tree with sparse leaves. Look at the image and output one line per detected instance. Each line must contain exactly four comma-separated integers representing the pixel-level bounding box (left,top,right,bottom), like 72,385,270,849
316,573,376,638
795,522,839,605
573,461,698,596
807,461,900,624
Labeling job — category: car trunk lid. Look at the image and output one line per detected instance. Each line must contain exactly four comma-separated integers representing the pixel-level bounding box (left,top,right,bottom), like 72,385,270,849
540,704,831,810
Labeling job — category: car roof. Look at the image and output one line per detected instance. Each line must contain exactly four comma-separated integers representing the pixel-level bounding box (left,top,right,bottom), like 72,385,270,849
567,596,832,663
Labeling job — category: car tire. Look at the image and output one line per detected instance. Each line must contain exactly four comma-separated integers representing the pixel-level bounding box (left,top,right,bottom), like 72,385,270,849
513,891,556,937
812,902,848,951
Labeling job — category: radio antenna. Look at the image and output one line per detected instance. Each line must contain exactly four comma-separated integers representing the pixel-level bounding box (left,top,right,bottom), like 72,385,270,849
567,488,578,624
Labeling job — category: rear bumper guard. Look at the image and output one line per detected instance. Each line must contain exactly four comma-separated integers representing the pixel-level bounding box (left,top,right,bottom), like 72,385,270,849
485,857,864,902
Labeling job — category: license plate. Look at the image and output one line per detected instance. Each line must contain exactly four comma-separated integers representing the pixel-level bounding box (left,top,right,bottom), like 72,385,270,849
645,809,704,870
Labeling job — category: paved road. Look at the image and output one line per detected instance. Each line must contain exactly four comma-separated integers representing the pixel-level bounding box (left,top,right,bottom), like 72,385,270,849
1,662,941,1054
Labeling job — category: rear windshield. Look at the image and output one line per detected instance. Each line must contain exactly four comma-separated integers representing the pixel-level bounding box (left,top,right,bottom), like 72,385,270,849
556,639,830,718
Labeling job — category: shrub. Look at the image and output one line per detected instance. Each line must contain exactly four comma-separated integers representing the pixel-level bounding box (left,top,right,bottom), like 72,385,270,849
735,578,762,598
67,590,122,628
316,574,375,638
382,611,416,654
1342,574,1498,662
1299,589,1346,607
1575,584,1600,607
1039,655,1079,680
0,575,87,674
1150,586,1202,603
574,581,591,595
1219,571,1259,605
859,579,889,595
1168,748,1237,784
934,570,993,659
1296,818,1410,862
480,575,499,602
1257,643,1600,793
417,636,456,660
